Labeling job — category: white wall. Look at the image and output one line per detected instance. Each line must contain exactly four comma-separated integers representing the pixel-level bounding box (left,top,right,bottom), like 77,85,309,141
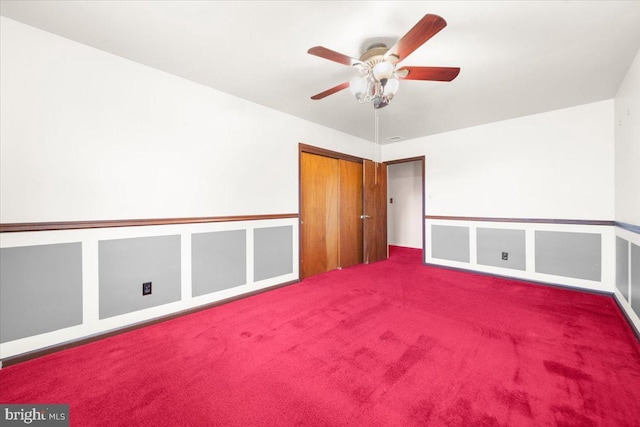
614,47,640,333
615,48,640,226
0,17,373,223
382,100,616,295
0,17,375,361
387,161,422,248
382,100,615,220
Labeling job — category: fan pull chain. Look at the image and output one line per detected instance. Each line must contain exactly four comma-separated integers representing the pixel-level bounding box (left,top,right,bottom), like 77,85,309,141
374,108,379,185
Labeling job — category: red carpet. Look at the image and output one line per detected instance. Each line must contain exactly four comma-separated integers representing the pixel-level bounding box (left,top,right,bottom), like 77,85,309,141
1,246,639,426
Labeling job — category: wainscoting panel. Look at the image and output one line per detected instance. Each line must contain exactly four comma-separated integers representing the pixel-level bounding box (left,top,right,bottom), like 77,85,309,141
632,243,640,315
616,237,630,301
192,230,246,297
612,226,640,335
477,228,526,271
99,235,182,319
425,218,640,334
431,225,470,263
535,231,601,281
0,214,299,364
0,216,299,361
425,218,614,292
254,225,293,281
0,243,83,343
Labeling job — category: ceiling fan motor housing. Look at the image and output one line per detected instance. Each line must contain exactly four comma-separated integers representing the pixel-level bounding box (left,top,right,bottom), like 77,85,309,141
359,45,391,68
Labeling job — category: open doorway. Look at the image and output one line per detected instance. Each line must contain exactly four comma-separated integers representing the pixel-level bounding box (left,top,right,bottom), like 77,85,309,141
386,157,425,253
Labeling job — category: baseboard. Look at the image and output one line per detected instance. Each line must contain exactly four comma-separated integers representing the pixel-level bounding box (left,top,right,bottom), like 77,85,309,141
613,290,640,341
0,279,300,368
422,262,612,296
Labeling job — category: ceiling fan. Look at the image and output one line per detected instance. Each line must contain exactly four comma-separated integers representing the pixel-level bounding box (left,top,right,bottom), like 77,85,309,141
308,14,460,109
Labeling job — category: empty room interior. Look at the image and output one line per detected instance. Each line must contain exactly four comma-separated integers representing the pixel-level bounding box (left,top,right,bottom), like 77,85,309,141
1,1,639,426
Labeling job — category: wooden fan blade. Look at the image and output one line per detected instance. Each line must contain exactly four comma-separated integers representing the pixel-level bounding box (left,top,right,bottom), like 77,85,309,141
311,82,350,100
384,14,447,63
308,46,361,66
397,66,460,81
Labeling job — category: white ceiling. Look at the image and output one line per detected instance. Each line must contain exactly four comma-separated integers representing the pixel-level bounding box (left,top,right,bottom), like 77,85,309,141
2,1,640,143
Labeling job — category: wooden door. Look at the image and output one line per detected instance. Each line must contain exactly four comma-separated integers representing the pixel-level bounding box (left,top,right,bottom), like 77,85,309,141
363,159,388,263
300,153,339,278
339,160,363,268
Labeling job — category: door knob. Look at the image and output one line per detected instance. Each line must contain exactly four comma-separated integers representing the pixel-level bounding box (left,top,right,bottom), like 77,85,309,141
360,215,372,219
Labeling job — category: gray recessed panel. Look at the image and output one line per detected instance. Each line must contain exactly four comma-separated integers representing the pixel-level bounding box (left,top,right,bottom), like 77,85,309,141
99,235,181,319
535,231,601,281
616,237,629,301
477,228,526,271
431,225,470,263
0,243,83,343
192,229,246,297
631,243,640,315
254,226,293,281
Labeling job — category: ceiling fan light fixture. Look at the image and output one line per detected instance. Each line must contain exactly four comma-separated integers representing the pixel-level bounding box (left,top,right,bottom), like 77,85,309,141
372,61,394,81
384,77,399,96
349,76,368,99
308,14,458,110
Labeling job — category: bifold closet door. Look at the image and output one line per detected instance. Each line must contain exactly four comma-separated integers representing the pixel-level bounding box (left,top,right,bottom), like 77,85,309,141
300,153,339,279
339,159,363,268
300,153,364,278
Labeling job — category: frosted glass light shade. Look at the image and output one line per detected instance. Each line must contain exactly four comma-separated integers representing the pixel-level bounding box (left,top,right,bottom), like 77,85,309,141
384,77,399,95
349,76,368,96
373,61,394,81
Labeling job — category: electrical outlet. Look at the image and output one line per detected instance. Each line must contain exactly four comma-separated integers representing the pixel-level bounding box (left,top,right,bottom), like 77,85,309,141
142,282,152,296
501,252,508,261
